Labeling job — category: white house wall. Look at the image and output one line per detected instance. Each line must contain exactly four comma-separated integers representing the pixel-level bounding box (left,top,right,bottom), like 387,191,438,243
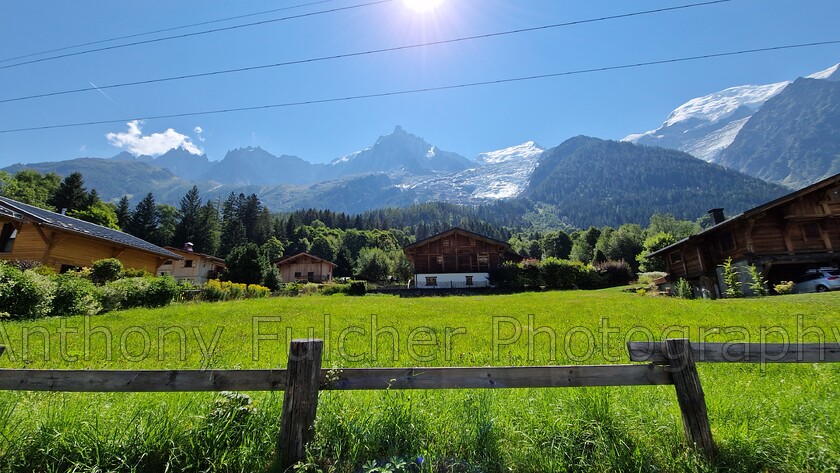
415,273,490,289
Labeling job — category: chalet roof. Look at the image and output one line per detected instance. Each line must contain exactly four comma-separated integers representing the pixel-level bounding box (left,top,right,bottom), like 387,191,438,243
164,246,225,264
275,252,337,268
404,227,511,251
0,196,181,260
649,172,840,258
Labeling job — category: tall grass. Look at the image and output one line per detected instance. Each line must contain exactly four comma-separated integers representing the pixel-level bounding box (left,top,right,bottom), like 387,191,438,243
0,290,838,471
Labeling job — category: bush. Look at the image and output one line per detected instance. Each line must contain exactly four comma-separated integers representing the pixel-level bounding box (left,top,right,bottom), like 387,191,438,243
52,273,101,316
722,257,743,298
247,284,271,299
520,259,543,288
201,280,226,302
347,281,366,296
747,265,769,296
489,262,524,290
320,283,350,296
144,276,179,308
674,278,695,299
89,258,124,285
594,260,634,287
0,263,50,318
99,277,150,311
263,267,281,292
774,280,795,295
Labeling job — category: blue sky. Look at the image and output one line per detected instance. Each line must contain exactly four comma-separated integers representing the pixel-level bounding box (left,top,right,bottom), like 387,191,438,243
0,0,838,166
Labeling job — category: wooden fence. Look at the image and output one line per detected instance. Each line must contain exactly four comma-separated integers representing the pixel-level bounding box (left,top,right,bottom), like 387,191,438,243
0,340,839,470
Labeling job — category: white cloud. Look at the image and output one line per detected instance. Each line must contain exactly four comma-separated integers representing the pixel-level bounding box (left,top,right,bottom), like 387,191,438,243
194,126,205,142
106,120,203,156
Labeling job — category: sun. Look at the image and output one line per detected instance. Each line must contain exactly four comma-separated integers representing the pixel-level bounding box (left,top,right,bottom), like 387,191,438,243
402,0,445,13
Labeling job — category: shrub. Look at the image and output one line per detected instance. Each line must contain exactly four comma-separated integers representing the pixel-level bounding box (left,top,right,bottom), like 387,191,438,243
122,267,151,278
103,277,150,310
722,257,743,298
144,276,179,308
520,259,543,288
0,263,49,318
774,280,795,295
747,265,769,296
347,281,366,296
201,280,226,302
263,267,281,292
247,284,271,299
594,260,634,287
674,278,695,299
489,262,524,290
320,283,350,296
89,258,124,285
52,273,101,316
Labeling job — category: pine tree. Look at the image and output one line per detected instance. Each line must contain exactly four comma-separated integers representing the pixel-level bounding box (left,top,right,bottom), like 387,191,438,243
126,193,159,242
48,172,89,213
194,201,221,256
174,186,202,248
116,196,131,230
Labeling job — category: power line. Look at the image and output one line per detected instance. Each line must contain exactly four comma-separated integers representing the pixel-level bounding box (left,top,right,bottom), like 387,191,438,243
0,0,394,71
0,0,733,104
0,0,341,64
1,40,837,135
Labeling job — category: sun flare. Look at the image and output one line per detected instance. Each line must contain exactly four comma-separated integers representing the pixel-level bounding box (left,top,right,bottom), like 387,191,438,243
402,0,445,13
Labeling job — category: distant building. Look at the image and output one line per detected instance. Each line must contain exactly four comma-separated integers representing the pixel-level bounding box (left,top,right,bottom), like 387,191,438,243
649,172,840,297
403,227,522,289
275,253,336,283
158,243,226,285
0,195,180,272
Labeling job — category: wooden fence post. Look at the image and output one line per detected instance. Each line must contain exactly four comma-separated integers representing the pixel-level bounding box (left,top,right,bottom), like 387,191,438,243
277,339,324,471
665,338,716,461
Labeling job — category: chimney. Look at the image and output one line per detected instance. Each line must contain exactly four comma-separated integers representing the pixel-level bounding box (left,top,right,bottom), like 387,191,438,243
60,208,67,215
708,208,725,225
183,242,194,252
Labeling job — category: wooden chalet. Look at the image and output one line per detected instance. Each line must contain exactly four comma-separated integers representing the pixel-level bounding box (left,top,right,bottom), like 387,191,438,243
403,227,521,289
275,253,336,284
649,173,840,297
0,196,181,273
158,244,226,285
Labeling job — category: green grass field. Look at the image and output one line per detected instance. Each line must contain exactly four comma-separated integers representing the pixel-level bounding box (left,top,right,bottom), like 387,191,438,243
0,289,839,472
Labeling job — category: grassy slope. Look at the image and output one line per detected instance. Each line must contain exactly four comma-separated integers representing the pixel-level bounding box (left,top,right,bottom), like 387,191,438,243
0,290,838,472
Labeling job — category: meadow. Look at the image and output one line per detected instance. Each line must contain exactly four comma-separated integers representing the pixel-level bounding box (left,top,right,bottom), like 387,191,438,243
0,289,839,472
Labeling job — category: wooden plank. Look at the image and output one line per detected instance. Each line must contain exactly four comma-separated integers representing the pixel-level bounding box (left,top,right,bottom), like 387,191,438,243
627,342,840,364
0,369,287,392
666,339,716,460
322,364,673,390
277,339,324,471
0,364,672,392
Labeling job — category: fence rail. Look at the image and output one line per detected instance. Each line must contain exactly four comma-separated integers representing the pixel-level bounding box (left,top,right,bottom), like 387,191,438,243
1,340,839,470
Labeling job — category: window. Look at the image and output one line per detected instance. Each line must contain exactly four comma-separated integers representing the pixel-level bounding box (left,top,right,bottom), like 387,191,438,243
436,256,444,264
308,271,315,278
477,254,489,264
294,271,302,277
425,276,438,286
0,223,17,253
802,222,822,241
470,239,476,246
184,260,193,268
442,238,451,247
670,252,682,265
718,233,736,252
465,275,474,286
163,260,173,266
829,187,840,202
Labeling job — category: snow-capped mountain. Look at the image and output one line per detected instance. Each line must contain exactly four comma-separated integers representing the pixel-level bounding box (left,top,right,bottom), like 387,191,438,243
624,63,840,163
403,141,544,202
328,126,472,178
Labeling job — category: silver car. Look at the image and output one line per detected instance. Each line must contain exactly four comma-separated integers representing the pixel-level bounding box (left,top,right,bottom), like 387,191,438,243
792,269,840,293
